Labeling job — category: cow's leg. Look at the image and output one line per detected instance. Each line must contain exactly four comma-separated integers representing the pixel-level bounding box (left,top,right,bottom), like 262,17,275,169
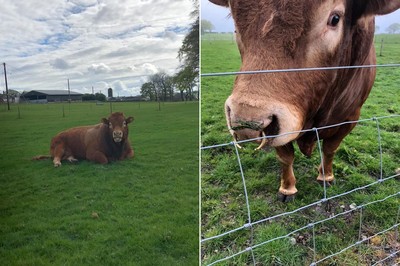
317,141,337,185
51,143,64,167
53,158,62,167
120,145,134,160
275,143,297,202
86,150,108,164
317,123,356,185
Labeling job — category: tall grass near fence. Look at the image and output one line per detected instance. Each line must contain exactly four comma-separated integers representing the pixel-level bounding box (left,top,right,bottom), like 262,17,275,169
0,101,199,265
201,34,400,265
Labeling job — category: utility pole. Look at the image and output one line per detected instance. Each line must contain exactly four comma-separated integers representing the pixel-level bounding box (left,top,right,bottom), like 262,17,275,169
67,78,71,102
3,63,10,110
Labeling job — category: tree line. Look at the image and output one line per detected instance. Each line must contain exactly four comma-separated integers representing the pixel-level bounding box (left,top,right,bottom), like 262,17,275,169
140,69,197,102
141,0,198,102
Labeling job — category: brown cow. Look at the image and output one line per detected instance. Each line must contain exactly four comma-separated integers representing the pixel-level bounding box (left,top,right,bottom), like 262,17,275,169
210,0,400,201
35,112,134,167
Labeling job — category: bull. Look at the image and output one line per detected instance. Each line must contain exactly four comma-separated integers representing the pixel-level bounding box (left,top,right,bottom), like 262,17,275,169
210,0,400,201
34,112,134,167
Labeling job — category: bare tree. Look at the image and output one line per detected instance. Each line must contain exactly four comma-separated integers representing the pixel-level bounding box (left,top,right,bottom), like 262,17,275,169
386,23,400,34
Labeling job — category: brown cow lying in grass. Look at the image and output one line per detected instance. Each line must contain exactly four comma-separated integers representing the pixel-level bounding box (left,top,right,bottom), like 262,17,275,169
34,112,134,167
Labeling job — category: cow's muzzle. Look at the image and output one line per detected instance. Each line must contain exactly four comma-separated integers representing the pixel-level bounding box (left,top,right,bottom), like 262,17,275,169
230,117,279,150
225,93,304,148
113,130,123,143
225,96,286,149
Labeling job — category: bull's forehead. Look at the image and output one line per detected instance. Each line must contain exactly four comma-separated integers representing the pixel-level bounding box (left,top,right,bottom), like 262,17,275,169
230,0,345,20
230,0,310,32
230,0,348,65
108,112,126,124
230,1,346,40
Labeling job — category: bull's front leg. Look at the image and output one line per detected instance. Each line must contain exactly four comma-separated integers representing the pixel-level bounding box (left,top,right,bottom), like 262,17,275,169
316,142,336,185
317,123,356,186
86,150,108,164
120,143,134,160
275,143,297,202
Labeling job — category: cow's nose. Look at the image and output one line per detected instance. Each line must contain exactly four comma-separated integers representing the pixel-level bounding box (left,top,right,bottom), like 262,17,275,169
225,97,276,134
113,131,123,138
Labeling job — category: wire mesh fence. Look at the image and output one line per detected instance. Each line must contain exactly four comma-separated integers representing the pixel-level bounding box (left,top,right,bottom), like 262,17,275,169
201,64,400,265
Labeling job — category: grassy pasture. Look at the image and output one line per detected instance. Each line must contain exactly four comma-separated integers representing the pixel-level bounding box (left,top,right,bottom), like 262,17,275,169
201,34,400,265
0,101,198,265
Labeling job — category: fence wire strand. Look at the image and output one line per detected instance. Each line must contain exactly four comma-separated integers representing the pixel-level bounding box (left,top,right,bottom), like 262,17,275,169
233,141,256,266
201,63,400,77
201,63,400,265
202,115,400,265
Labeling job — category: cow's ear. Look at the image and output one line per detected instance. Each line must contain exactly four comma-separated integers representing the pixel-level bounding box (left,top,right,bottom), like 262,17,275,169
101,118,109,124
209,0,229,7
362,0,400,16
126,117,134,124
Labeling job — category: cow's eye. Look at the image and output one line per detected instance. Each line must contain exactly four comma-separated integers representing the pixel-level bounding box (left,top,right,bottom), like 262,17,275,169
328,13,341,27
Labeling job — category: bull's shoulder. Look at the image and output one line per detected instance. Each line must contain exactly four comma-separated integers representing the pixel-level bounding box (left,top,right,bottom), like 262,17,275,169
84,123,108,145
85,123,106,136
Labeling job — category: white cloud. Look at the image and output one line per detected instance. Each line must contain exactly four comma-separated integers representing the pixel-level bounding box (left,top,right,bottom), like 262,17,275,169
50,58,71,69
111,80,132,96
88,63,112,74
141,63,159,75
163,31,179,41
0,0,194,96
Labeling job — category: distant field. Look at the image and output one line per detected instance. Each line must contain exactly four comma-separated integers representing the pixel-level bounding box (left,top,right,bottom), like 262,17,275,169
0,101,199,265
201,34,400,265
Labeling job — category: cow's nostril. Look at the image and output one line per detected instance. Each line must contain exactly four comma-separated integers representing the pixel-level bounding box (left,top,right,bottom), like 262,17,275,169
263,115,279,136
113,131,123,137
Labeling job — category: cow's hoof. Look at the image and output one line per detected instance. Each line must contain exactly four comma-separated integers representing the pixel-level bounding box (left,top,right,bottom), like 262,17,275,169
54,163,61,167
317,180,334,187
67,156,78,163
277,192,296,203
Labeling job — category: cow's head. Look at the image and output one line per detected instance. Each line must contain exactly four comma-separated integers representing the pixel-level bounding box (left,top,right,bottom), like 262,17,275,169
211,0,400,148
102,112,134,143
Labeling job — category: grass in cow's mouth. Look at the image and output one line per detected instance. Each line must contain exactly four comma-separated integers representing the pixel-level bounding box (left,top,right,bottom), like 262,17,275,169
201,33,400,265
0,101,199,265
231,120,264,131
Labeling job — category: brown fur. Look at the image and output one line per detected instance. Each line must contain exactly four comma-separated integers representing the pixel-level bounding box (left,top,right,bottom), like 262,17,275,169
211,0,400,201
38,112,134,167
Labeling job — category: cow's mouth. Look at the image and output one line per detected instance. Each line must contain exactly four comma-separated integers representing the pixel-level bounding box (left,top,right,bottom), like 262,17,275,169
230,116,280,150
113,137,122,143
232,131,268,150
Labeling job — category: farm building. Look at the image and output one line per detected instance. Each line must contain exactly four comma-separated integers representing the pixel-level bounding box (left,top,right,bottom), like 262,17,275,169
20,90,83,103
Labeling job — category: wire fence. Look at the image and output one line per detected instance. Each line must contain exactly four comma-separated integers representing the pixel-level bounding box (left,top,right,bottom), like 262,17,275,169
201,64,400,265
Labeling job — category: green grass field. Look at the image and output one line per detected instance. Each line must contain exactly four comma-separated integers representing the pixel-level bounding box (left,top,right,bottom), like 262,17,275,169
0,101,199,265
201,34,400,265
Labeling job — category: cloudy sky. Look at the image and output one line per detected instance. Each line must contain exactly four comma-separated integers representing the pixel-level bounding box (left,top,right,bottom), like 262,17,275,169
0,0,194,96
201,0,400,33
